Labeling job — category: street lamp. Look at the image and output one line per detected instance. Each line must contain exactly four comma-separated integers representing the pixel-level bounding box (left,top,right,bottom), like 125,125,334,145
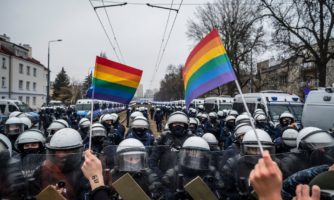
47,39,62,105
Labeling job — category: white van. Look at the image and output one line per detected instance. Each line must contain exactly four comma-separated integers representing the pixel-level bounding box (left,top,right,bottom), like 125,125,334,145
0,99,33,116
302,88,334,131
232,91,303,125
204,96,233,112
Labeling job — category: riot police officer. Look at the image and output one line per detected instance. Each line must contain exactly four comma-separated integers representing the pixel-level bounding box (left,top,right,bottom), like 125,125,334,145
46,119,69,142
4,117,25,148
31,128,90,200
162,136,223,199
14,129,46,158
109,138,161,199
126,116,154,146
149,111,192,177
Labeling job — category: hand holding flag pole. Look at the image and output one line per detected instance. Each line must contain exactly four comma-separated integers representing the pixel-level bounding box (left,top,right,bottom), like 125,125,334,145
183,29,264,155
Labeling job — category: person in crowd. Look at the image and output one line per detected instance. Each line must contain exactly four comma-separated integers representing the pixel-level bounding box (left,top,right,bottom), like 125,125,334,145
189,117,204,136
14,129,46,158
154,107,164,132
149,111,192,177
31,128,90,200
126,116,155,146
4,117,25,149
46,119,69,142
220,115,236,149
162,136,223,199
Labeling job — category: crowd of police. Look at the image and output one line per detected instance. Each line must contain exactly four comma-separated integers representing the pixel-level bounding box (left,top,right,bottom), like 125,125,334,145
0,104,333,200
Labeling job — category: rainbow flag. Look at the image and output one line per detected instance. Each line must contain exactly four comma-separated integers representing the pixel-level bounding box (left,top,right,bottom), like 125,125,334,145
183,29,236,109
92,56,143,104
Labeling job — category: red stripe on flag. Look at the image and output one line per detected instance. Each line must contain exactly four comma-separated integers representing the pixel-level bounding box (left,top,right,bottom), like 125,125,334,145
95,56,143,76
183,29,220,74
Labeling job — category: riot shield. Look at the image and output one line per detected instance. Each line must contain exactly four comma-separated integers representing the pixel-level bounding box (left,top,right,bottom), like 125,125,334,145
160,150,223,200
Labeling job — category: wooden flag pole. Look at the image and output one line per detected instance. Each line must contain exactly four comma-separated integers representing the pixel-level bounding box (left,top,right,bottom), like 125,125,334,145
89,67,95,150
234,80,264,155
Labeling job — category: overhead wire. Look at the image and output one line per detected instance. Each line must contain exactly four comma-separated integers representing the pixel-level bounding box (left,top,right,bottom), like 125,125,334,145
101,0,126,63
150,0,175,86
150,0,184,88
89,0,122,62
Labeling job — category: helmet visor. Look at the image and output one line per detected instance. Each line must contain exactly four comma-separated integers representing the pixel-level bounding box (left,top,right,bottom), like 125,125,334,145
116,152,146,172
179,149,210,170
242,145,275,155
6,124,23,135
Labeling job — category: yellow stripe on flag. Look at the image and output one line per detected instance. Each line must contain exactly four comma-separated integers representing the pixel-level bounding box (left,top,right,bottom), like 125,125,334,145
94,70,139,88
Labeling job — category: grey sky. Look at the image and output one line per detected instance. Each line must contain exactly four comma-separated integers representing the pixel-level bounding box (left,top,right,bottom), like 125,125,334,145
0,0,214,92
1,0,274,94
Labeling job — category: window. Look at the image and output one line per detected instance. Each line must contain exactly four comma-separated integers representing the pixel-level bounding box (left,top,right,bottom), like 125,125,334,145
280,75,287,85
0,104,5,113
19,80,23,90
1,77,5,88
19,96,23,101
33,82,36,91
27,66,30,75
26,81,30,90
19,63,23,74
26,96,30,105
9,105,18,112
33,68,37,77
33,97,36,105
2,57,6,69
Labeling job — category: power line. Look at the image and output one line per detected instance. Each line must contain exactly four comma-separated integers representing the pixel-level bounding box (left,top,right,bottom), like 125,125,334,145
90,0,206,6
150,0,184,88
151,0,175,86
101,0,126,63
89,0,122,62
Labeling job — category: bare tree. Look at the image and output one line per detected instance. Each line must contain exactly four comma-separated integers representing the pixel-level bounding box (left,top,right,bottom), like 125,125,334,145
187,0,265,92
154,65,184,101
260,0,334,87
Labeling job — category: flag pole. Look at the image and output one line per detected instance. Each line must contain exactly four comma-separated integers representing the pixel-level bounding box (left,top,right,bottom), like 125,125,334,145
88,67,95,150
234,80,264,155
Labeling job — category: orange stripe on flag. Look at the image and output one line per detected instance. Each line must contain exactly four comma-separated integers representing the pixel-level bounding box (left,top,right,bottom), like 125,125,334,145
95,63,141,82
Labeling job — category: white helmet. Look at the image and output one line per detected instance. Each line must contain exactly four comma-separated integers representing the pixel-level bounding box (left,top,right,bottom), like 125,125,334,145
280,112,295,121
242,129,274,155
130,111,144,120
116,138,146,172
180,136,210,170
99,114,113,123
235,114,251,125
253,109,265,117
228,110,238,117
15,129,46,151
297,127,334,150
5,117,24,135
91,123,107,137
131,117,149,129
78,118,91,129
225,115,236,122
189,117,198,126
47,119,69,135
217,111,224,118
110,113,119,122
0,133,12,157
209,112,217,119
20,117,32,129
254,114,267,122
198,105,204,110
201,113,208,120
167,111,189,127
46,128,83,150
9,111,28,118
202,133,218,145
234,123,253,140
282,128,298,148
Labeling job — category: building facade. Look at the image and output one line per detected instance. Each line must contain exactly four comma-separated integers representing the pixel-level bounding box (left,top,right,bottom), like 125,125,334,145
0,34,48,109
256,55,334,99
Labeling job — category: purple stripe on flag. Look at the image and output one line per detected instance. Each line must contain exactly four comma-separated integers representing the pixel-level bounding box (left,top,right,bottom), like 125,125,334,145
94,92,131,104
185,72,236,109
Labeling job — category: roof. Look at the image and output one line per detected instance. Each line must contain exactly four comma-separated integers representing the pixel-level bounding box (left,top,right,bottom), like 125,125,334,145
0,45,46,69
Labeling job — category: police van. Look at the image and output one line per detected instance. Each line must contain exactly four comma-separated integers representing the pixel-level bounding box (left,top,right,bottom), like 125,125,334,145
190,99,204,109
0,99,39,124
302,88,334,131
75,99,102,120
204,96,233,112
232,91,303,125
